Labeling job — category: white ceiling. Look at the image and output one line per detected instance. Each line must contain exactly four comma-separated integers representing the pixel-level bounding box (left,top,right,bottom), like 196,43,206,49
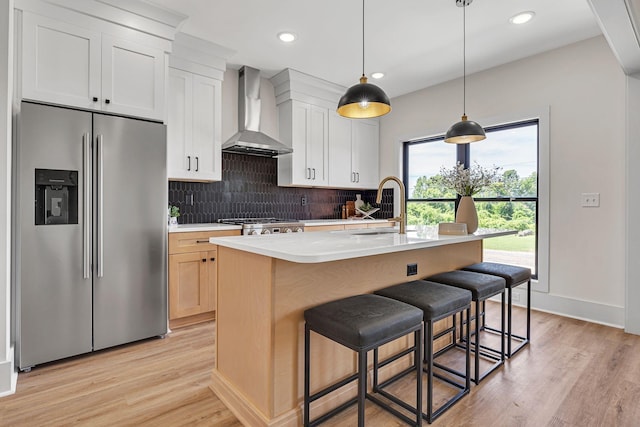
146,0,603,98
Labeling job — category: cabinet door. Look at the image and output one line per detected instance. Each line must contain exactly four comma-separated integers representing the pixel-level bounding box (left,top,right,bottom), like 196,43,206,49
167,68,193,179
307,105,329,185
101,35,165,121
352,119,380,188
22,12,101,110
291,101,310,184
169,251,210,319
191,75,222,181
328,111,354,188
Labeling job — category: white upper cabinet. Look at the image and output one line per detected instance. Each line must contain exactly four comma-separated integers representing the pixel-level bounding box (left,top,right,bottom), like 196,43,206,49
167,68,222,181
328,112,380,189
277,100,329,186
100,35,165,120
166,33,231,182
17,0,184,122
351,119,380,189
21,13,102,110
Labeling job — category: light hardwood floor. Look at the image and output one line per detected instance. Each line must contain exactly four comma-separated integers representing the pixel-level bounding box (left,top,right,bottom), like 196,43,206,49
1,305,639,426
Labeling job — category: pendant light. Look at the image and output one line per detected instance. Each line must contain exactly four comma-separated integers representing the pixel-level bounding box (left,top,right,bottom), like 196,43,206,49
444,0,486,144
337,0,391,119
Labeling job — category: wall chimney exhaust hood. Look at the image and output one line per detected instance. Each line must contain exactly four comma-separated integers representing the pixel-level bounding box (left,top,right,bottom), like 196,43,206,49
222,66,293,157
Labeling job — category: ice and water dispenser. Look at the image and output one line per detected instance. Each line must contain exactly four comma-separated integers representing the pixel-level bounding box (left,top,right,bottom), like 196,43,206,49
35,169,79,225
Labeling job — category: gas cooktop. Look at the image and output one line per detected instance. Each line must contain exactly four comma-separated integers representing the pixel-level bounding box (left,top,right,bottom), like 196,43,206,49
218,218,304,235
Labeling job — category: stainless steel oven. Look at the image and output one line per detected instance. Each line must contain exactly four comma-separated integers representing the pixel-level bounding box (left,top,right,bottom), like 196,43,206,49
218,218,305,235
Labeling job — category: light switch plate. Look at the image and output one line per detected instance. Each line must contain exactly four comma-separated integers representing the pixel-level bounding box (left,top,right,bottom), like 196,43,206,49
581,192,600,207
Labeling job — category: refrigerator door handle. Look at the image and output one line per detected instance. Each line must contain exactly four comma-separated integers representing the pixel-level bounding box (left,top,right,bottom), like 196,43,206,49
83,133,92,279
97,134,104,278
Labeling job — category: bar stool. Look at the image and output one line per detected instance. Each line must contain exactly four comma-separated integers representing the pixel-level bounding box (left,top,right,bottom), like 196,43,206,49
426,270,505,384
375,280,472,423
462,262,531,357
304,294,423,427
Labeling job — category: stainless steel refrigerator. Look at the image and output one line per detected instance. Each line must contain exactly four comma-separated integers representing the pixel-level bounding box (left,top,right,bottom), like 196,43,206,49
14,101,168,371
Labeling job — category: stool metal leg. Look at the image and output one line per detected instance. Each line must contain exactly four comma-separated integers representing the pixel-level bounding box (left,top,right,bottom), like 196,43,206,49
358,350,366,427
507,287,513,357
464,308,471,392
304,324,311,427
506,279,531,358
527,279,531,340
474,300,480,385
426,319,433,422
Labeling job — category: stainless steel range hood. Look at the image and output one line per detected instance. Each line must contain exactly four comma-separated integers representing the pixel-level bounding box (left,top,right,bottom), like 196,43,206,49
222,66,293,157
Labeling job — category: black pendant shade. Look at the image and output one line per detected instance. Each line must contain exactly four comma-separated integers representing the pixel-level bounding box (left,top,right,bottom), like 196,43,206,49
337,75,391,119
445,114,486,144
337,0,391,119
444,0,485,144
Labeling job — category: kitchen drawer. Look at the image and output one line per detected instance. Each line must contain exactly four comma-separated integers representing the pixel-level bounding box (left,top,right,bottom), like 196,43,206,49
168,230,240,254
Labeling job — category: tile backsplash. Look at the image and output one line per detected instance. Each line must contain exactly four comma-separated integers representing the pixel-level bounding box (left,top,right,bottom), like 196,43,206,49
168,153,394,224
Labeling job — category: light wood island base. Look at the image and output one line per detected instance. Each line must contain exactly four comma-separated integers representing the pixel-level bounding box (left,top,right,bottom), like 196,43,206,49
211,240,482,426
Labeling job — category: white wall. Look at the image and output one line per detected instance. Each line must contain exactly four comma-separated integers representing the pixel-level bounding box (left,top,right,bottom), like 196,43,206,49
626,72,640,333
0,0,15,397
380,36,627,326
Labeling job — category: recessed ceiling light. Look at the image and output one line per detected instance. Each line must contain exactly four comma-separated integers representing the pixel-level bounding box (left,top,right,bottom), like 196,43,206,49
277,32,297,43
371,72,385,79
509,11,535,25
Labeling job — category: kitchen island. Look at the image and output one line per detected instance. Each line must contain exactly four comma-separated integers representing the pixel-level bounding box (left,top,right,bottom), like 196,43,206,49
209,228,513,427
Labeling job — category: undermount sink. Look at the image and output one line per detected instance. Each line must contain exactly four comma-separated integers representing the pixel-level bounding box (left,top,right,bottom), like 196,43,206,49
351,230,398,236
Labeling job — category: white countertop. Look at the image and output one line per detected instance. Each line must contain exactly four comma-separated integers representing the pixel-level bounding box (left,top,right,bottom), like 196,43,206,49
210,227,515,263
168,223,242,233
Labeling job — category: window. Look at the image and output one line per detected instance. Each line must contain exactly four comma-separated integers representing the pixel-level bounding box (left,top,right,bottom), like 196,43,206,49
404,120,540,278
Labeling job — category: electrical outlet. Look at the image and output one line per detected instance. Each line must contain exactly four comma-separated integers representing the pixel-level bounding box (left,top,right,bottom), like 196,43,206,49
581,192,600,207
407,263,418,276
186,193,194,206
301,196,308,206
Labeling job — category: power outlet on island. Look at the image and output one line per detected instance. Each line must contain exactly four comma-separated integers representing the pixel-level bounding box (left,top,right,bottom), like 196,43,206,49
407,263,418,276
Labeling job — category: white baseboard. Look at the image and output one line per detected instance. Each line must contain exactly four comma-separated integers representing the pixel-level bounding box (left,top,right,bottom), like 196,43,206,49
0,345,17,397
509,287,625,329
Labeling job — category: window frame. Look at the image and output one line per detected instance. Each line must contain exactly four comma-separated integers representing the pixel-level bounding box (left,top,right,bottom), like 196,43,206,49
402,108,549,293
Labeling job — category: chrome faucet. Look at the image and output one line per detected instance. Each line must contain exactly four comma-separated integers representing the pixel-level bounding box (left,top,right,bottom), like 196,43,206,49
376,176,406,234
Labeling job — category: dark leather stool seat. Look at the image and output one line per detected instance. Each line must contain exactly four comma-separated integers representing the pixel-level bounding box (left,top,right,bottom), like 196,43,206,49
462,262,531,357
375,280,472,423
304,294,423,427
426,270,506,384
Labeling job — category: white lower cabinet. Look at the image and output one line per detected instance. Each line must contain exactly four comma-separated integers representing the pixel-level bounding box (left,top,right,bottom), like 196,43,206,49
167,68,222,181
328,111,380,189
21,11,166,121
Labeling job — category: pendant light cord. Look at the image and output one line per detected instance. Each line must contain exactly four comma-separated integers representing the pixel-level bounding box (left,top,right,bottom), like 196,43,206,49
362,0,365,77
463,1,466,115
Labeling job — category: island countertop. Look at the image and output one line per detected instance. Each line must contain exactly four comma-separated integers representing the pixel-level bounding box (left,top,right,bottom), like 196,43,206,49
209,228,514,263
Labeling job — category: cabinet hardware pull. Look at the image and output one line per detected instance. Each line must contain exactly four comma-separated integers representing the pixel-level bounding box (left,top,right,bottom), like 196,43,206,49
83,133,92,279
312,168,316,180
202,258,207,263
105,99,110,104
210,258,215,262
306,168,310,179
195,156,199,172
187,156,191,171
92,97,98,102
356,172,360,182
97,135,104,278
352,172,356,182
196,240,209,243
